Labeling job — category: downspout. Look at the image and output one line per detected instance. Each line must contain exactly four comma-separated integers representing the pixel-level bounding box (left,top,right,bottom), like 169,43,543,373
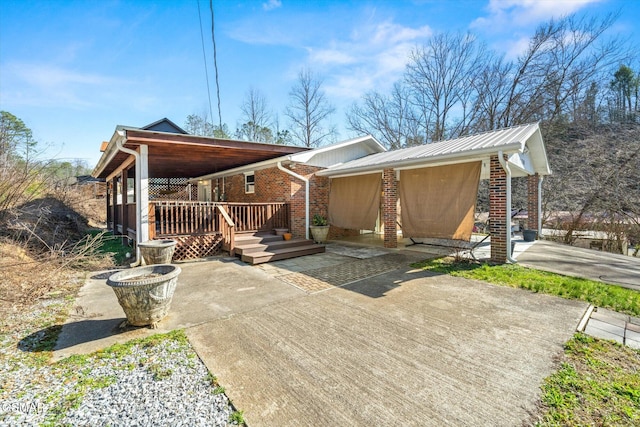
115,138,143,267
538,176,544,238
498,151,517,264
277,162,309,240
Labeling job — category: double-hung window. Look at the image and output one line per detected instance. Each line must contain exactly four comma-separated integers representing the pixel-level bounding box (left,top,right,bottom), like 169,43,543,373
244,172,255,194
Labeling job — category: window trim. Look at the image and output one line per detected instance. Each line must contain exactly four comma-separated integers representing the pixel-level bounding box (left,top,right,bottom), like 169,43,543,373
244,172,255,194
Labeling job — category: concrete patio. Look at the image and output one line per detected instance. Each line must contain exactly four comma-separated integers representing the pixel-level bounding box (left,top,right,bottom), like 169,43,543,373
52,244,592,426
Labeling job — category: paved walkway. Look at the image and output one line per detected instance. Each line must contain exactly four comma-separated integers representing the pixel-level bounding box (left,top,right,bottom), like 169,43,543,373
582,307,640,349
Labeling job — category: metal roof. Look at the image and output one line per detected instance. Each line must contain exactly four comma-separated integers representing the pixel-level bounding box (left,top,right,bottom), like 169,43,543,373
317,123,551,178
190,134,386,181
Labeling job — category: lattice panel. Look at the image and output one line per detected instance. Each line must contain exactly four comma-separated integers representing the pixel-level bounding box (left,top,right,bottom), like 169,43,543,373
170,233,223,260
150,178,198,201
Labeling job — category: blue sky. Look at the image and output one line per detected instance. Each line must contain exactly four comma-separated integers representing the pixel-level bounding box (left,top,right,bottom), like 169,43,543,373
1,0,638,168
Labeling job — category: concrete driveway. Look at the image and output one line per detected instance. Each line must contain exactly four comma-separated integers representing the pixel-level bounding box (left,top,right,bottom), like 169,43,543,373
518,240,640,290
187,257,586,426
55,247,588,425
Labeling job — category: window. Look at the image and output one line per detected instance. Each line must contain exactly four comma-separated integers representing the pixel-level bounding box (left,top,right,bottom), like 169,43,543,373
127,178,135,204
244,172,255,194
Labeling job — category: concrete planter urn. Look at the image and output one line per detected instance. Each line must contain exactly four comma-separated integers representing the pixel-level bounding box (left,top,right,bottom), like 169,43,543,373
310,226,330,243
107,264,181,327
138,239,176,265
310,214,329,243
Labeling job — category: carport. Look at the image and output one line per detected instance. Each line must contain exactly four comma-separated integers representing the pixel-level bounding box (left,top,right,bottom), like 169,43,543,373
318,123,551,263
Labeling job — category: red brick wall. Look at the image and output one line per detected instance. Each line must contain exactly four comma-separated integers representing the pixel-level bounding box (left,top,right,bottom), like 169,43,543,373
220,164,328,239
527,173,539,231
382,168,398,248
489,155,508,263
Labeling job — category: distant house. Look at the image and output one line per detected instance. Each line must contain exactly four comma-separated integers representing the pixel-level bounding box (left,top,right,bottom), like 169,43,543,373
93,119,551,264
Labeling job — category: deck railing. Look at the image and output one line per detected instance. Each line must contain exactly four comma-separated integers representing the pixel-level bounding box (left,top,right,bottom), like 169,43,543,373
222,202,289,232
148,201,290,254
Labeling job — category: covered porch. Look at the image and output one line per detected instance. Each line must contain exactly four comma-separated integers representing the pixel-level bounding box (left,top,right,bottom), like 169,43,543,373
92,119,307,261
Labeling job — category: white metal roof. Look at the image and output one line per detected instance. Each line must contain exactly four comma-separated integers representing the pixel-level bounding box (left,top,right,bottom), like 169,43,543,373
190,134,386,181
317,123,551,178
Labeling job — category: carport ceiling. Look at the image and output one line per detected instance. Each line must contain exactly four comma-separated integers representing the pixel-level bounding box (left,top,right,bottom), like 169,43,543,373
99,130,307,179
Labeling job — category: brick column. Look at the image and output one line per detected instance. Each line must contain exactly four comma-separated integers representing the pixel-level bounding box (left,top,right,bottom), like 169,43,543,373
489,155,508,263
527,173,539,231
382,168,397,248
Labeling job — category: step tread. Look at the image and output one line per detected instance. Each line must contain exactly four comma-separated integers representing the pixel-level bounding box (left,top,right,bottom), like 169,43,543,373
235,239,316,255
241,244,325,265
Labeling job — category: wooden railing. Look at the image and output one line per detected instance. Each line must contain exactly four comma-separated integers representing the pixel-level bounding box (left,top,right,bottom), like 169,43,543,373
152,201,219,236
222,202,289,232
148,201,289,254
217,205,235,255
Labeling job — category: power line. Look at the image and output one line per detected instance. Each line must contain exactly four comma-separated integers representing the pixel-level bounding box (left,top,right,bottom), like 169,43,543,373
210,0,222,129
196,0,214,128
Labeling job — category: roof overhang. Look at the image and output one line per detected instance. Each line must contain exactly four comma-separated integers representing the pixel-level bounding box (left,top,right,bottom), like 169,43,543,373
92,128,308,179
317,123,551,179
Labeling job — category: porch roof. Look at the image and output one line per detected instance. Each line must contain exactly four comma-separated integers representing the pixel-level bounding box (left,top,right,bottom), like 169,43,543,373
92,127,308,180
317,123,551,179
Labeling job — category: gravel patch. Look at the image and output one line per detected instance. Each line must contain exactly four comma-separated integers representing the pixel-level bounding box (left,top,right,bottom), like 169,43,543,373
1,327,238,426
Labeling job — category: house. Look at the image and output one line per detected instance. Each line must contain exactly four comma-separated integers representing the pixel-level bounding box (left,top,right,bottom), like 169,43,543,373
93,119,551,265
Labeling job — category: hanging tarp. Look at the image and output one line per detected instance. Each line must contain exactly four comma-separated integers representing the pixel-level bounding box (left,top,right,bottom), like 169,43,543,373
400,162,481,241
328,173,381,230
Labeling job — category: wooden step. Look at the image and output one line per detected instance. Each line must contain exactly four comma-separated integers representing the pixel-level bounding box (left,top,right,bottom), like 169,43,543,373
235,239,315,256
241,244,325,265
234,233,283,246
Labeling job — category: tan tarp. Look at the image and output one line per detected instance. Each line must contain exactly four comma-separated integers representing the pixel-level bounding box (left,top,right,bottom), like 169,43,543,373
400,162,481,241
328,173,381,230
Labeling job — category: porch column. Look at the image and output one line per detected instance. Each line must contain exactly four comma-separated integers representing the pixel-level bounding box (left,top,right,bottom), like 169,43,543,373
120,169,128,240
489,155,508,263
111,176,117,233
527,173,539,232
139,145,149,242
382,168,397,248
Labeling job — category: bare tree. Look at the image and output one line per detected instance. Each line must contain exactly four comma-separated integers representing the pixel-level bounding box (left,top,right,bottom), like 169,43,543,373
285,69,336,147
405,32,483,142
347,83,422,149
236,87,273,142
184,112,230,138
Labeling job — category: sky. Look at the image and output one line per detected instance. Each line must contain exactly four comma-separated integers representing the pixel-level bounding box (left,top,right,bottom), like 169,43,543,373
1,0,638,168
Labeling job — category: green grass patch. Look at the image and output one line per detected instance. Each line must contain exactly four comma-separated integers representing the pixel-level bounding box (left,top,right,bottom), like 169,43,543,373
412,258,640,316
537,333,640,426
87,229,131,265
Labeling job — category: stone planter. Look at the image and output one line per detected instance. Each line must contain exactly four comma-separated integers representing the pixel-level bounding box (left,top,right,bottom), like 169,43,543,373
523,229,538,242
138,239,176,265
107,264,181,327
310,225,330,243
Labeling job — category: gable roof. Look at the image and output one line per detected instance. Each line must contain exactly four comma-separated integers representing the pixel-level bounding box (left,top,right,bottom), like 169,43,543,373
141,117,188,134
317,123,551,179
190,135,386,181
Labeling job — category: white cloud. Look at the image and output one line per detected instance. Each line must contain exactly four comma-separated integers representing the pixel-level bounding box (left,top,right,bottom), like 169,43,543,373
3,62,130,109
309,20,432,101
472,0,604,29
262,0,282,12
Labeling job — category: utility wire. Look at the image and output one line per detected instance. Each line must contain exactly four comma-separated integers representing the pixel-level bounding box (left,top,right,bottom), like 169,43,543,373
210,0,223,129
197,0,214,128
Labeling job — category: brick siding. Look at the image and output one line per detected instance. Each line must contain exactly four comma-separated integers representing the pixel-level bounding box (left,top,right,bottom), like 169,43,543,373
382,168,398,248
489,155,508,263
